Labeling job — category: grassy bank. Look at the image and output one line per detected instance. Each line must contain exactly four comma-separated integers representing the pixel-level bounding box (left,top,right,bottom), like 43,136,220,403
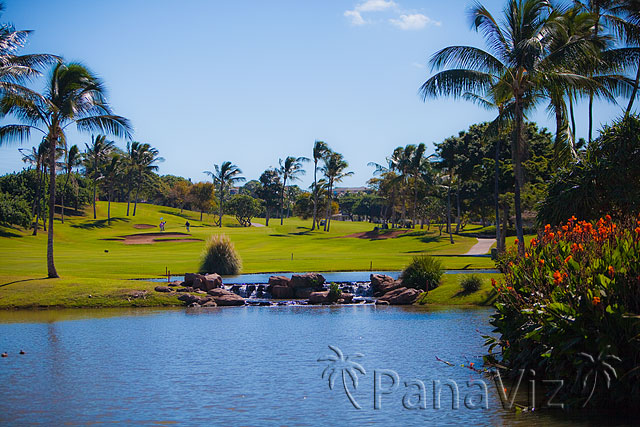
416,273,502,306
0,201,500,308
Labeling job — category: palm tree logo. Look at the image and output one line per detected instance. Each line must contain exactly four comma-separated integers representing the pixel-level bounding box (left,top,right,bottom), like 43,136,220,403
318,345,366,409
576,345,620,407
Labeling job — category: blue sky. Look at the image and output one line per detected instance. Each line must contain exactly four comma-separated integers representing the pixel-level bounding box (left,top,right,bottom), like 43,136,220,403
0,0,626,188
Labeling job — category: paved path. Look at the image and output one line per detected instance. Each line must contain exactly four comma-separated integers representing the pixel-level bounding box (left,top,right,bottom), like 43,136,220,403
251,222,265,227
465,238,496,255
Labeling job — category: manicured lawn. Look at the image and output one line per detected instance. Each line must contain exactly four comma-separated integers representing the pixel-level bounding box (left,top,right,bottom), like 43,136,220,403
0,201,498,308
416,273,502,306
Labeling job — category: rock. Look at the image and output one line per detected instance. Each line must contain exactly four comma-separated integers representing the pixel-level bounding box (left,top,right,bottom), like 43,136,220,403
268,275,291,287
246,285,256,297
377,287,421,305
207,288,246,306
168,281,181,287
184,273,222,291
375,300,390,305
188,302,201,308
294,287,315,299
202,301,218,307
230,285,242,294
370,274,402,297
308,291,330,304
176,287,191,292
177,293,210,306
183,273,199,285
154,286,172,293
339,293,354,304
290,273,325,289
271,285,294,299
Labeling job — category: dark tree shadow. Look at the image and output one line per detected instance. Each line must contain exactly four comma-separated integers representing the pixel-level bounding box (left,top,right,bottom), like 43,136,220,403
71,217,129,229
159,209,199,220
0,225,24,238
0,277,49,288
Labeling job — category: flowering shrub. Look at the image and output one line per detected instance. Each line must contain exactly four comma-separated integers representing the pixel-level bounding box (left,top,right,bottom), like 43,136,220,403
489,215,640,411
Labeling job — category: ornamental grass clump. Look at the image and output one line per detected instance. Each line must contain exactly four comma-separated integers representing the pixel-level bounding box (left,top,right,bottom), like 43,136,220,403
400,255,443,291
199,234,242,275
488,215,640,411
460,274,482,293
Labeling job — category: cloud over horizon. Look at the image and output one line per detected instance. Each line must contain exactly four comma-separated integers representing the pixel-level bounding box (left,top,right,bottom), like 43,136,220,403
344,1,439,30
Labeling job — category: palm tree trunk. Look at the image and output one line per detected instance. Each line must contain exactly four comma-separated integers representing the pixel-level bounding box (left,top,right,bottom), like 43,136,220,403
626,64,640,116
92,178,97,219
569,92,576,143
219,182,224,227
280,176,287,226
412,177,418,229
47,136,59,278
311,160,318,230
455,180,461,234
133,183,139,216
41,166,48,232
61,172,71,224
494,138,502,253
446,177,453,244
265,207,270,226
324,182,332,232
588,94,593,144
513,98,525,255
126,176,132,216
501,203,508,251
107,188,112,225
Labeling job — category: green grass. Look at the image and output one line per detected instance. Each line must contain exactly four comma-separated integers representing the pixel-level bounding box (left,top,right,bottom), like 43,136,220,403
0,201,499,308
416,273,502,306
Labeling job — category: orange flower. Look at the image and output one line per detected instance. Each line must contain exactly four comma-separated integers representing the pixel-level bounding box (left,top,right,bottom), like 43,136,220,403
562,225,568,232
514,238,519,245
539,259,545,266
548,232,555,239
634,226,640,237
553,270,563,285
506,286,513,292
564,255,572,264
525,252,530,259
530,238,537,247
592,296,601,305
544,224,551,233
605,214,612,222
608,266,615,277
491,278,497,287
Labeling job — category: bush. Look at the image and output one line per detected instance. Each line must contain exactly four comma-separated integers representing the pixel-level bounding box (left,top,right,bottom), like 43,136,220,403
199,234,242,275
460,275,482,293
400,255,443,291
327,283,342,302
0,192,31,228
488,215,640,411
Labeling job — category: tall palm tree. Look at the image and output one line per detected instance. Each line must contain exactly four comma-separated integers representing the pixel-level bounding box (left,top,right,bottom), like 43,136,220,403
321,151,352,232
130,142,163,216
204,161,245,227
421,0,604,254
84,134,115,219
103,154,121,225
409,143,427,228
0,62,132,278
278,155,308,225
311,140,329,230
60,144,80,223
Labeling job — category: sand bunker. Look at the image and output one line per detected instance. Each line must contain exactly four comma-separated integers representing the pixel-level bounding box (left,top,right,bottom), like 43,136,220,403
110,232,202,245
341,229,410,240
133,224,156,229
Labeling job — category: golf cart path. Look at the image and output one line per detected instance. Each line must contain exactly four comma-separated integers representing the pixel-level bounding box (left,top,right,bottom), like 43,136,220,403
465,238,496,255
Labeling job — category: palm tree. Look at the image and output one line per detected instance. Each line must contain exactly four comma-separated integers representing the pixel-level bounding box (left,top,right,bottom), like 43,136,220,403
409,143,427,228
130,142,163,216
311,140,329,230
278,155,308,225
321,151,352,232
103,154,121,225
84,135,115,219
60,144,80,223
204,161,245,227
0,62,132,278
421,0,605,254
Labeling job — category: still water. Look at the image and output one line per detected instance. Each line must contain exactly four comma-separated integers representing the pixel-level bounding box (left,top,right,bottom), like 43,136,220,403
0,306,630,426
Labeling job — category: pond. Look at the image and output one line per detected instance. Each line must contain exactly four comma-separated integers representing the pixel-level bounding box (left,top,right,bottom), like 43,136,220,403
0,307,626,425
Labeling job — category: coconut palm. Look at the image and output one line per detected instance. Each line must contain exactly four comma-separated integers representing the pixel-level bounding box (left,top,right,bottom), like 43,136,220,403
420,0,607,254
409,143,427,228
84,134,115,219
130,142,163,216
367,157,401,227
103,154,121,225
278,155,308,225
321,151,352,232
0,62,132,278
311,140,329,230
60,144,80,223
204,161,245,227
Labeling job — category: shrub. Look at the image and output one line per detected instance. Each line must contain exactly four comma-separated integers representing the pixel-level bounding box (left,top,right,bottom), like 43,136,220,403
400,255,443,291
488,215,640,411
460,275,482,293
327,283,342,302
0,192,31,228
199,234,242,275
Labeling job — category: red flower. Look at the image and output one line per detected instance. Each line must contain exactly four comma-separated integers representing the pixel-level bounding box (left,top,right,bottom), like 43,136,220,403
608,266,615,277
553,270,563,285
592,296,601,306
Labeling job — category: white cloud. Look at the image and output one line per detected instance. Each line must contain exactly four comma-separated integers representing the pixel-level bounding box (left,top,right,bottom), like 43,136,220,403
344,0,397,26
344,10,366,26
411,62,425,69
389,13,440,30
357,0,397,12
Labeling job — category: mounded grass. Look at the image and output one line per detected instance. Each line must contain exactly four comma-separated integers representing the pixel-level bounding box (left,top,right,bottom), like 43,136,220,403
416,273,502,306
0,201,499,308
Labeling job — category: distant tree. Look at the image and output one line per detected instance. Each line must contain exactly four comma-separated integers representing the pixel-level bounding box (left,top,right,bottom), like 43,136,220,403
311,140,330,230
84,135,115,219
278,156,308,225
130,142,163,217
169,180,192,213
321,151,352,231
0,192,30,228
103,154,121,225
60,144,80,223
240,180,261,198
256,169,281,226
204,161,245,227
189,182,215,221
227,194,262,226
